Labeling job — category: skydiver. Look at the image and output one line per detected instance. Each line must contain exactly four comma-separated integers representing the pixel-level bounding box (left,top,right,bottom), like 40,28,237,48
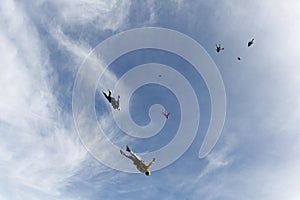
248,38,254,47
120,146,156,176
237,57,241,60
102,90,121,110
216,44,224,53
162,111,170,119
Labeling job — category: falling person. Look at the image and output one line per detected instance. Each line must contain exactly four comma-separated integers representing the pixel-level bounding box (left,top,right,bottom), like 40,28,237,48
103,90,121,110
248,38,254,47
216,44,224,52
162,111,170,119
120,146,155,176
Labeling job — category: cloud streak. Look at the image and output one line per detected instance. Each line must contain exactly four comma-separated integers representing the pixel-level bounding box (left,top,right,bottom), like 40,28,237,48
1,0,138,199
0,1,98,199
51,0,131,31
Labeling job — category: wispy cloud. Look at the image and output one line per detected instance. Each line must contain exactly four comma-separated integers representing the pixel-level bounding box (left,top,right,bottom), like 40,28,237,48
0,0,144,198
196,144,233,180
50,0,131,31
0,0,89,199
0,0,135,199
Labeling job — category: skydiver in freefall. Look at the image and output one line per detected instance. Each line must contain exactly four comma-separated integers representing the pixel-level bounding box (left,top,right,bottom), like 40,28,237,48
216,44,224,52
162,111,170,119
248,38,254,47
120,146,156,176
102,90,121,110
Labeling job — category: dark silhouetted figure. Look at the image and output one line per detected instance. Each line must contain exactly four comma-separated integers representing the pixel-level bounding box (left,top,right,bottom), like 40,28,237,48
162,111,170,119
248,38,254,47
216,44,224,52
237,57,241,60
103,90,121,110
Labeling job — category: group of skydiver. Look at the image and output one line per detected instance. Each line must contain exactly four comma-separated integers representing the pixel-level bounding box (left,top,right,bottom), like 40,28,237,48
101,39,255,176
102,90,170,176
216,38,255,60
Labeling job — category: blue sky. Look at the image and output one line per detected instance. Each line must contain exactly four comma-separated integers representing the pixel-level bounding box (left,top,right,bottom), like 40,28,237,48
1,0,300,199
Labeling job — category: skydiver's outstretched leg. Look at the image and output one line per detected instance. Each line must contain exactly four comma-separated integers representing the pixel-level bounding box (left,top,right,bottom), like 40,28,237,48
120,149,138,164
126,146,141,160
103,91,111,103
126,145,131,152
120,150,130,158
103,91,108,99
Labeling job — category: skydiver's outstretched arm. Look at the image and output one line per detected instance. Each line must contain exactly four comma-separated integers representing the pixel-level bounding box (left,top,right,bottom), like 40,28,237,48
147,158,156,169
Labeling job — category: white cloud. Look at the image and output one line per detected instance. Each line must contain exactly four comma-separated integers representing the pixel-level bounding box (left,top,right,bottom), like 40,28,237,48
146,0,157,24
51,0,131,31
50,25,120,91
176,1,300,199
196,144,233,180
0,1,87,199
51,26,91,61
1,0,139,198
189,128,300,199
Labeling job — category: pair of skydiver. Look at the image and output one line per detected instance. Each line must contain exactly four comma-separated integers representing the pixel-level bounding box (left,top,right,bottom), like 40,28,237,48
216,38,254,60
103,90,169,176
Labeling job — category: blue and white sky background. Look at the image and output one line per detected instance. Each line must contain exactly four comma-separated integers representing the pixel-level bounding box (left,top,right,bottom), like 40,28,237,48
1,0,300,199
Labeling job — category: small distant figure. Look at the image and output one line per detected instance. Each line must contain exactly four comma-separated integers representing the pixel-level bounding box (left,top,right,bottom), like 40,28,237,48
102,90,121,110
158,75,162,77
120,146,155,176
248,38,254,47
216,44,224,53
237,57,241,60
162,111,170,119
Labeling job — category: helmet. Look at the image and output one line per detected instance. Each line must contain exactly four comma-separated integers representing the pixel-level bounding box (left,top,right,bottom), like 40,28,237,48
145,171,151,176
